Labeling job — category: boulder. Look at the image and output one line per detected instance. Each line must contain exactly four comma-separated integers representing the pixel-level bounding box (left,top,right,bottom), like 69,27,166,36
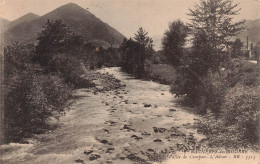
84,150,93,155
144,104,152,107
89,153,101,161
141,132,151,136
75,159,84,163
100,139,109,144
153,138,162,142
153,127,167,133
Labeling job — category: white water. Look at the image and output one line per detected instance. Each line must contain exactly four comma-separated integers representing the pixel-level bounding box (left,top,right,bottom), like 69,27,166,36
1,67,204,164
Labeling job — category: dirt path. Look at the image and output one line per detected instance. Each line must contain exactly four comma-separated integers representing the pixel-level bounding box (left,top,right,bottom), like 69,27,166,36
1,67,205,164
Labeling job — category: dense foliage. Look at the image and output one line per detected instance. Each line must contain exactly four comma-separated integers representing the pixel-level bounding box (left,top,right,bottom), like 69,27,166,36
187,0,245,71
170,0,246,108
163,0,259,148
162,20,189,67
120,28,154,78
3,19,121,143
230,38,244,59
4,43,72,142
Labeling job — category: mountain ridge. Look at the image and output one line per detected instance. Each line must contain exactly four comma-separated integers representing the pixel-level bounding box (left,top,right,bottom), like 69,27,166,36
4,3,125,48
0,17,10,33
236,19,260,45
8,13,40,29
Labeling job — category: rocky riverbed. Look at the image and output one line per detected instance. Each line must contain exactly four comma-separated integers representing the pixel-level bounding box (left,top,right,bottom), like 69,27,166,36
0,67,205,164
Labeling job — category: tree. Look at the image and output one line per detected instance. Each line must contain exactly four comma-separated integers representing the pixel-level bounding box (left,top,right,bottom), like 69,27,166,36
4,42,35,81
35,19,83,66
119,38,140,75
170,0,245,111
162,20,189,67
119,28,154,78
230,38,243,58
171,30,211,107
133,27,154,77
188,0,245,72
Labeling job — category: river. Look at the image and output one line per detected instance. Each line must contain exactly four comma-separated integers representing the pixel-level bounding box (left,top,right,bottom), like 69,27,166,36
1,67,204,164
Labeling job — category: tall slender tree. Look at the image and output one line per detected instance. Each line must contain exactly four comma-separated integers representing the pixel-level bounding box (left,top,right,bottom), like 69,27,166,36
162,20,189,67
133,27,154,77
170,0,246,109
187,0,245,72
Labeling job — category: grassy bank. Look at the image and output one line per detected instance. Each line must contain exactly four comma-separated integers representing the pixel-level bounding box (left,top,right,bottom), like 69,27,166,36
145,64,176,85
196,61,260,150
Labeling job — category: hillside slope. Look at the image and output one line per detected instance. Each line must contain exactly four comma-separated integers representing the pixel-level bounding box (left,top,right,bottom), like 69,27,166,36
7,13,39,29
0,17,9,33
4,3,125,48
236,19,260,45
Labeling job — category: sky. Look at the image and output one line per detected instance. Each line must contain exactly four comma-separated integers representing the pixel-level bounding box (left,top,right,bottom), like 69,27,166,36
0,0,260,38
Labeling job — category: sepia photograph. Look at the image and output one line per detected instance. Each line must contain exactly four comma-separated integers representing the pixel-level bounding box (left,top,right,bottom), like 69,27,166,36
0,0,259,163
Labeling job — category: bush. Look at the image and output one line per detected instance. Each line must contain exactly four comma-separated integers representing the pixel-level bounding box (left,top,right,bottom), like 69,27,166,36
49,54,94,88
198,85,260,149
170,66,205,108
4,73,72,142
221,85,259,144
3,20,95,144
225,60,260,87
200,71,227,114
144,64,176,85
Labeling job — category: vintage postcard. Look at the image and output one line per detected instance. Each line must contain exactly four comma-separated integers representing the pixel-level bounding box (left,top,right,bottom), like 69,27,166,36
0,0,259,163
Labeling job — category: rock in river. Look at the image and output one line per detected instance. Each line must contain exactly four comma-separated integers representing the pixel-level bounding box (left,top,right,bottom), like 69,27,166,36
89,153,101,161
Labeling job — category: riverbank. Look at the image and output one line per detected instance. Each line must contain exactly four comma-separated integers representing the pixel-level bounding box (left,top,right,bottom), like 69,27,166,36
1,67,205,164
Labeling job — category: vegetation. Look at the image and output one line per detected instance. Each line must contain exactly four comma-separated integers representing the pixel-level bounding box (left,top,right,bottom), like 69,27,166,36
4,42,72,142
187,0,245,72
3,0,259,151
3,19,120,143
170,0,245,108
145,64,176,85
162,20,189,67
198,62,259,149
159,0,259,149
120,27,154,78
230,38,244,58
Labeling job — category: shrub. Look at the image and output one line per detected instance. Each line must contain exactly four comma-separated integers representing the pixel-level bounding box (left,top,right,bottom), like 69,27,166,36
225,60,260,87
49,53,94,88
144,64,176,85
4,73,72,142
221,85,259,144
170,66,205,108
200,71,227,115
40,75,72,114
198,85,260,148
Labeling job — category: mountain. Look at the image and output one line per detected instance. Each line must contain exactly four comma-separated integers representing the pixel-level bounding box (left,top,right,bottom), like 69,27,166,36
4,3,125,47
0,17,10,33
236,19,260,45
152,35,163,51
0,17,10,51
8,13,39,29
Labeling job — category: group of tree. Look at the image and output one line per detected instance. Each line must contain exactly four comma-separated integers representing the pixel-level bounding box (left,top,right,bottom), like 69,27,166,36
163,0,245,108
120,27,154,78
229,38,260,60
3,19,121,143
161,0,259,147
